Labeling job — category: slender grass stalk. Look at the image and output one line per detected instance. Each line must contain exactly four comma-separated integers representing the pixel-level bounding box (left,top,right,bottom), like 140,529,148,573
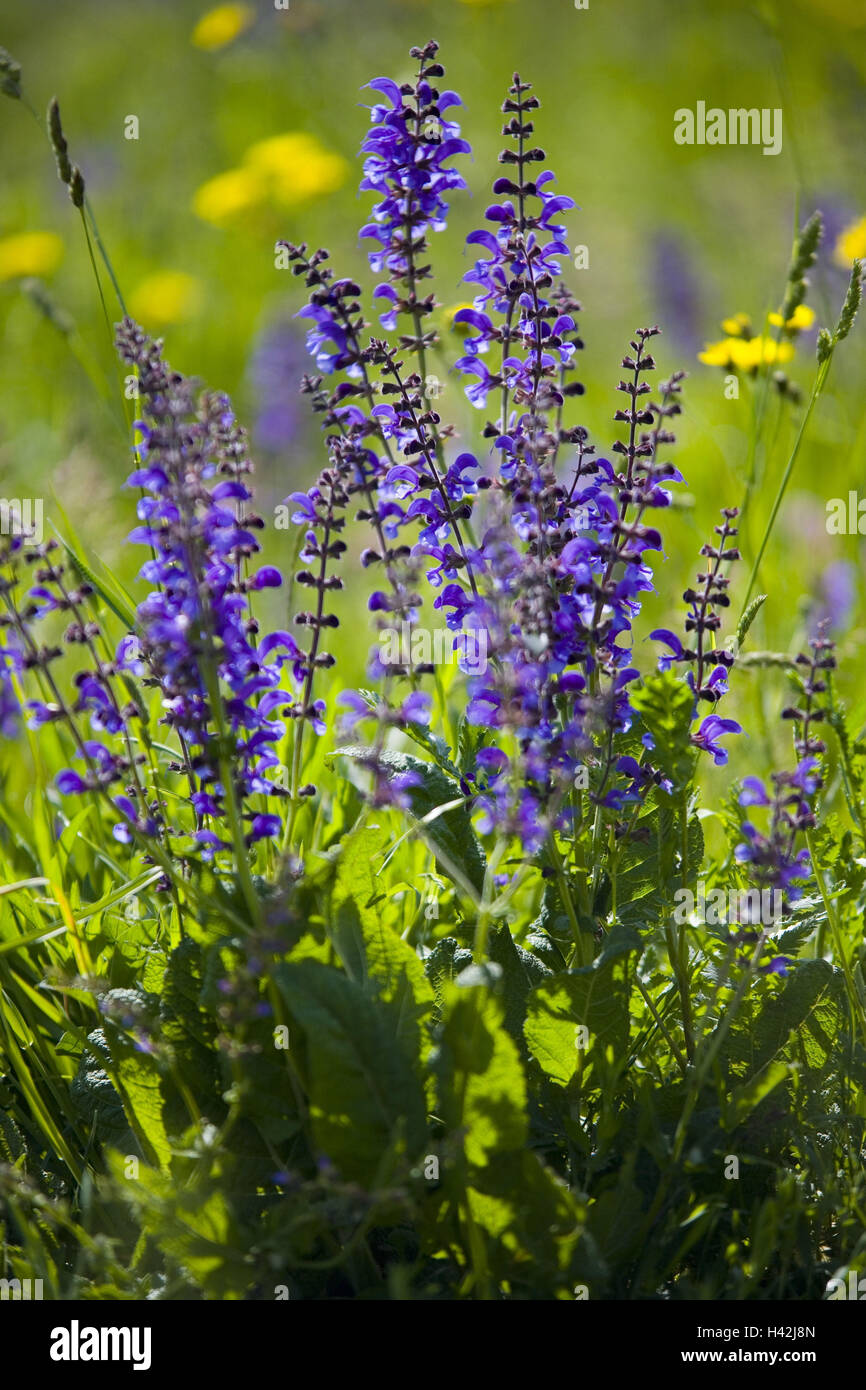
740,355,831,614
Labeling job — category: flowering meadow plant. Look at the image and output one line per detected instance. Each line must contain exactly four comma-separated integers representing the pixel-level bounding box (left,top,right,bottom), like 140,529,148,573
1,36,865,1304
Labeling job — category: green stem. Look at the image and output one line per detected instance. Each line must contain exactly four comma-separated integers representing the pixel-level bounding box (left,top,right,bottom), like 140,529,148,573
472,838,507,964
740,354,832,616
547,836,590,967
676,792,695,1062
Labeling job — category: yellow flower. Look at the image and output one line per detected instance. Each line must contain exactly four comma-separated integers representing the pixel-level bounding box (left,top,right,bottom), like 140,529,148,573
245,133,348,206
720,312,752,338
740,336,795,368
191,3,254,51
193,132,348,226
128,271,204,326
698,336,795,371
442,301,476,336
193,167,266,224
834,215,866,266
768,304,815,332
698,338,743,368
0,231,64,281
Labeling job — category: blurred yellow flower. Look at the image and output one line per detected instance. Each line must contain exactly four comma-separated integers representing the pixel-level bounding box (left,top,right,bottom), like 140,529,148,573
720,312,752,338
193,167,265,223
698,336,795,370
834,215,866,266
0,231,64,281
193,132,348,226
442,301,476,335
129,271,204,326
191,3,254,51
767,304,815,331
245,133,348,205
783,304,817,330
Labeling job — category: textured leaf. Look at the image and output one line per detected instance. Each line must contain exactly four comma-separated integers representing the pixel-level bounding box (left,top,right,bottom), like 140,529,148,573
487,923,551,1043
524,925,642,1086
616,811,703,930
468,1149,587,1296
330,823,434,1064
722,959,846,1084
630,671,695,788
160,938,221,1130
425,936,474,1019
276,959,427,1182
436,984,527,1166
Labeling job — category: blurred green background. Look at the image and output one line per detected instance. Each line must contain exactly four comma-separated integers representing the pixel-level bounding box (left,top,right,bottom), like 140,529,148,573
1,0,864,801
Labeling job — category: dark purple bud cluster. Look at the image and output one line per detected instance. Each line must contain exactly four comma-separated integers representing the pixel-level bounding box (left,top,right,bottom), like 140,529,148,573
649,507,743,769
454,71,581,435
736,629,836,917
652,508,739,702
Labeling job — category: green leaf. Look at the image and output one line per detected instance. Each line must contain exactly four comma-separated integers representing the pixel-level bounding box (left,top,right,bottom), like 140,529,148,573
457,715,491,778
524,925,642,1086
330,823,434,1062
721,959,846,1084
113,1051,172,1172
630,671,695,788
615,810,703,930
159,939,221,1130
425,936,474,1019
72,1021,171,1171
330,747,486,894
487,923,551,1043
436,984,527,1166
467,1149,587,1296
71,1030,135,1152
275,959,427,1183
108,1151,241,1296
729,1057,791,1125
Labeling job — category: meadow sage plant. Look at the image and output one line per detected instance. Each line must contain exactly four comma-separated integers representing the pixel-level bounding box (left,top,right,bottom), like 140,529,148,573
0,35,865,1306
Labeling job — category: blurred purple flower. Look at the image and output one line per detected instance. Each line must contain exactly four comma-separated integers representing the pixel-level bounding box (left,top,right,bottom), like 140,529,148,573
651,233,702,352
809,559,856,637
248,319,306,453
